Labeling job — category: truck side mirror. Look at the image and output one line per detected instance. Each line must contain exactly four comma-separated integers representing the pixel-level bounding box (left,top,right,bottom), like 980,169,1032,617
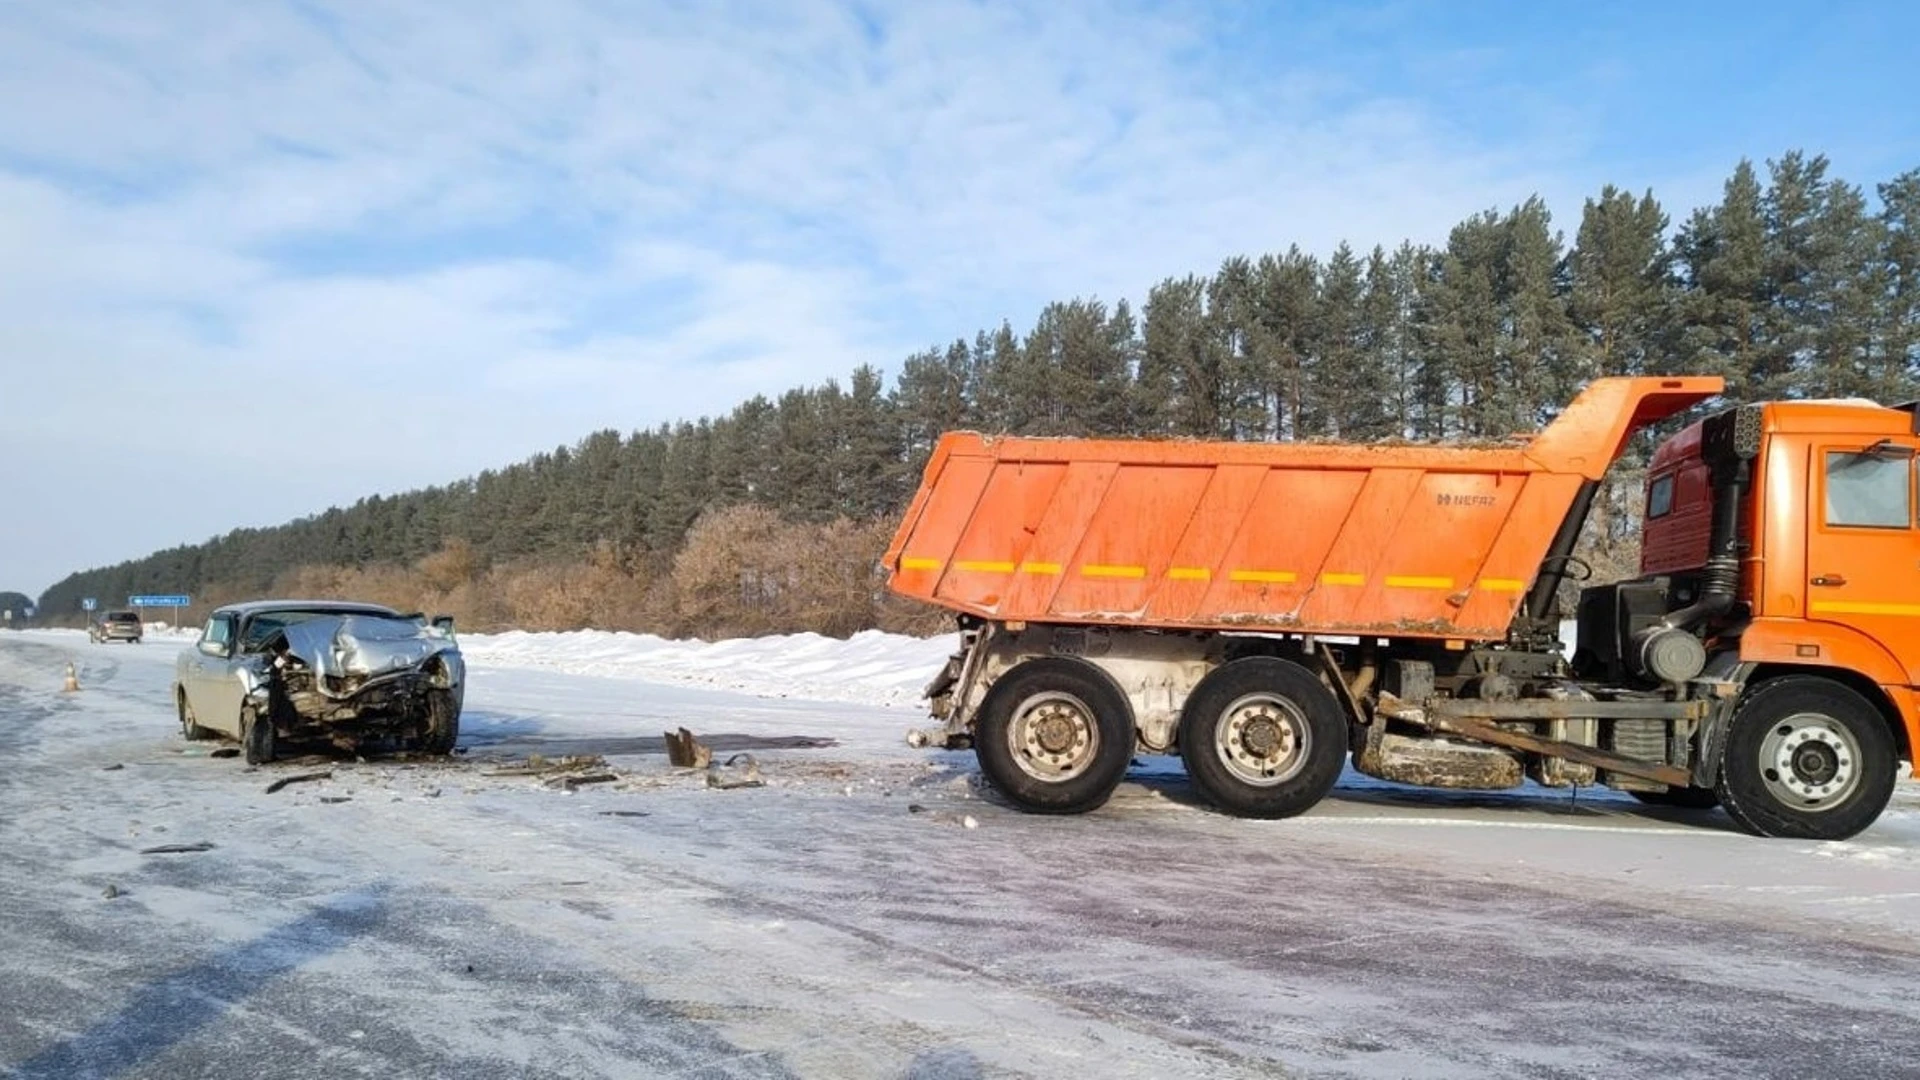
198,639,230,659
430,615,456,636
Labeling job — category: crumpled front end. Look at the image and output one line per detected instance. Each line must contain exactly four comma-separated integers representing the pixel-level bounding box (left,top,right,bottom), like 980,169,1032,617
256,615,464,747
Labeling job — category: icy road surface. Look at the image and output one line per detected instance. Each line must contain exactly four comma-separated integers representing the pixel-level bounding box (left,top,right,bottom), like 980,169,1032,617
3,629,1919,1079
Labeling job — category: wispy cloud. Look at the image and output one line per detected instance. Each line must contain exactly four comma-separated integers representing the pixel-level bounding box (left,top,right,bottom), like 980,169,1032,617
11,0,1887,593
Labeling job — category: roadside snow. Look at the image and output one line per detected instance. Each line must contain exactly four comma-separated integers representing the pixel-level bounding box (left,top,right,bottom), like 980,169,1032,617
459,627,959,707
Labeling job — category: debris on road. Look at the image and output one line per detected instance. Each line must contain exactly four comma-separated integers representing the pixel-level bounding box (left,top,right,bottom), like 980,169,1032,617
707,753,764,790
210,748,240,759
483,754,606,778
101,884,122,899
598,810,651,818
548,772,618,791
265,771,334,794
101,763,124,771
664,727,712,769
320,796,353,804
139,841,215,855
62,662,80,693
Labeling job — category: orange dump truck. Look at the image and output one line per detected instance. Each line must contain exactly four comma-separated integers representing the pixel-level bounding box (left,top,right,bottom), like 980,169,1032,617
884,376,1920,840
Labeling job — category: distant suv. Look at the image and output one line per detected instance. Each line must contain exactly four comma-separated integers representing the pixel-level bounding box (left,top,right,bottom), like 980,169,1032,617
90,610,144,644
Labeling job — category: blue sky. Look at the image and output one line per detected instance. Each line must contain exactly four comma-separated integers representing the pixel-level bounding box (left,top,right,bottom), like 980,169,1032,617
2,0,1916,599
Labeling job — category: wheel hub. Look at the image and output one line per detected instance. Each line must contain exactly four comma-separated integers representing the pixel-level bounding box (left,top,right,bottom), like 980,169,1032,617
1792,742,1839,786
1010,693,1099,782
1240,715,1283,758
1760,716,1859,809
1216,695,1307,787
1034,712,1079,755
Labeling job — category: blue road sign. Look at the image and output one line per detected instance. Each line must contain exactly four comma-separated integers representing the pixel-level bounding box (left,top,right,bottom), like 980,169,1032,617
82,598,97,612
129,594,190,607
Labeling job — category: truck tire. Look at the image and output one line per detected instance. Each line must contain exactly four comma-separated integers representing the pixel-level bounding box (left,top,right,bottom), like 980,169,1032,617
1715,676,1897,840
421,689,460,755
177,689,211,741
1179,657,1346,819
241,704,277,766
973,658,1134,814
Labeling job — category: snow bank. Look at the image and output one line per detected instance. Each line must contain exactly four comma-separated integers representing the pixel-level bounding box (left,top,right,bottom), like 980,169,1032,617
459,627,961,707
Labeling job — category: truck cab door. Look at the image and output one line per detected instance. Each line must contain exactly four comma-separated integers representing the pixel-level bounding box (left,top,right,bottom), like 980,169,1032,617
1805,440,1920,682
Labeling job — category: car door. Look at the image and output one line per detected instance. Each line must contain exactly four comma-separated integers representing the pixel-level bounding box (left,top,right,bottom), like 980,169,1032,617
1804,439,1920,683
183,613,243,736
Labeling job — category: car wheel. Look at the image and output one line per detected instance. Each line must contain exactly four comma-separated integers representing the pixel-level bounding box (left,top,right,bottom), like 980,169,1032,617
1715,676,1897,840
422,689,460,755
1178,657,1348,819
973,658,1135,814
241,704,277,765
177,690,211,741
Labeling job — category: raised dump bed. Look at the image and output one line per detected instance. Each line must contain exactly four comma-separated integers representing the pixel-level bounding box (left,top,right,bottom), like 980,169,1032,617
886,377,1722,640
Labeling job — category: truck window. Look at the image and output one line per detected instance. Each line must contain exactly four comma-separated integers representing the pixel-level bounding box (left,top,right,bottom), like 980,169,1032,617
1824,451,1913,528
1647,475,1675,519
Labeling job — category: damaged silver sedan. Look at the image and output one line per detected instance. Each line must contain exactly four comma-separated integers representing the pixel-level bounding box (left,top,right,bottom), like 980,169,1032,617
173,600,464,764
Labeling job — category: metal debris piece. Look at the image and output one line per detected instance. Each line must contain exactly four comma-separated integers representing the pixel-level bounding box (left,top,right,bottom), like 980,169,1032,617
598,810,651,818
664,727,712,769
102,884,122,899
706,753,764,790
101,763,124,771
139,841,215,855
264,770,333,794
210,748,240,759
319,796,352,804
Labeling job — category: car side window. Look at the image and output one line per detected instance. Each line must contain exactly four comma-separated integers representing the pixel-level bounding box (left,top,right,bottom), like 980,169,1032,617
1825,450,1913,529
203,616,234,647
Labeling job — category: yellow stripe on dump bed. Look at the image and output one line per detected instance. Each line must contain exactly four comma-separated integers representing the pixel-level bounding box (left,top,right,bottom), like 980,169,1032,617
900,557,943,571
1479,577,1528,592
1081,564,1148,579
1229,569,1296,584
1321,572,1365,586
953,560,1016,573
1168,567,1212,581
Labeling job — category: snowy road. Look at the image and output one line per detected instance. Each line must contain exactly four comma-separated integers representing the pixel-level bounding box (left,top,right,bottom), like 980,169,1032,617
3,630,1919,1079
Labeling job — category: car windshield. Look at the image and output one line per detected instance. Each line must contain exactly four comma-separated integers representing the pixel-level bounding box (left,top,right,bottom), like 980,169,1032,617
105,612,139,623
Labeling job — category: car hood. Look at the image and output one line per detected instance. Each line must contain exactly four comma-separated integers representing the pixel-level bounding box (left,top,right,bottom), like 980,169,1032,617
276,615,456,682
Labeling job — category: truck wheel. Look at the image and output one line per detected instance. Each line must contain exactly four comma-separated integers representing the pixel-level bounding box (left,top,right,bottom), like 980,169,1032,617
1715,676,1897,840
1179,657,1346,819
241,704,277,766
422,690,460,755
177,689,210,741
973,658,1134,814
